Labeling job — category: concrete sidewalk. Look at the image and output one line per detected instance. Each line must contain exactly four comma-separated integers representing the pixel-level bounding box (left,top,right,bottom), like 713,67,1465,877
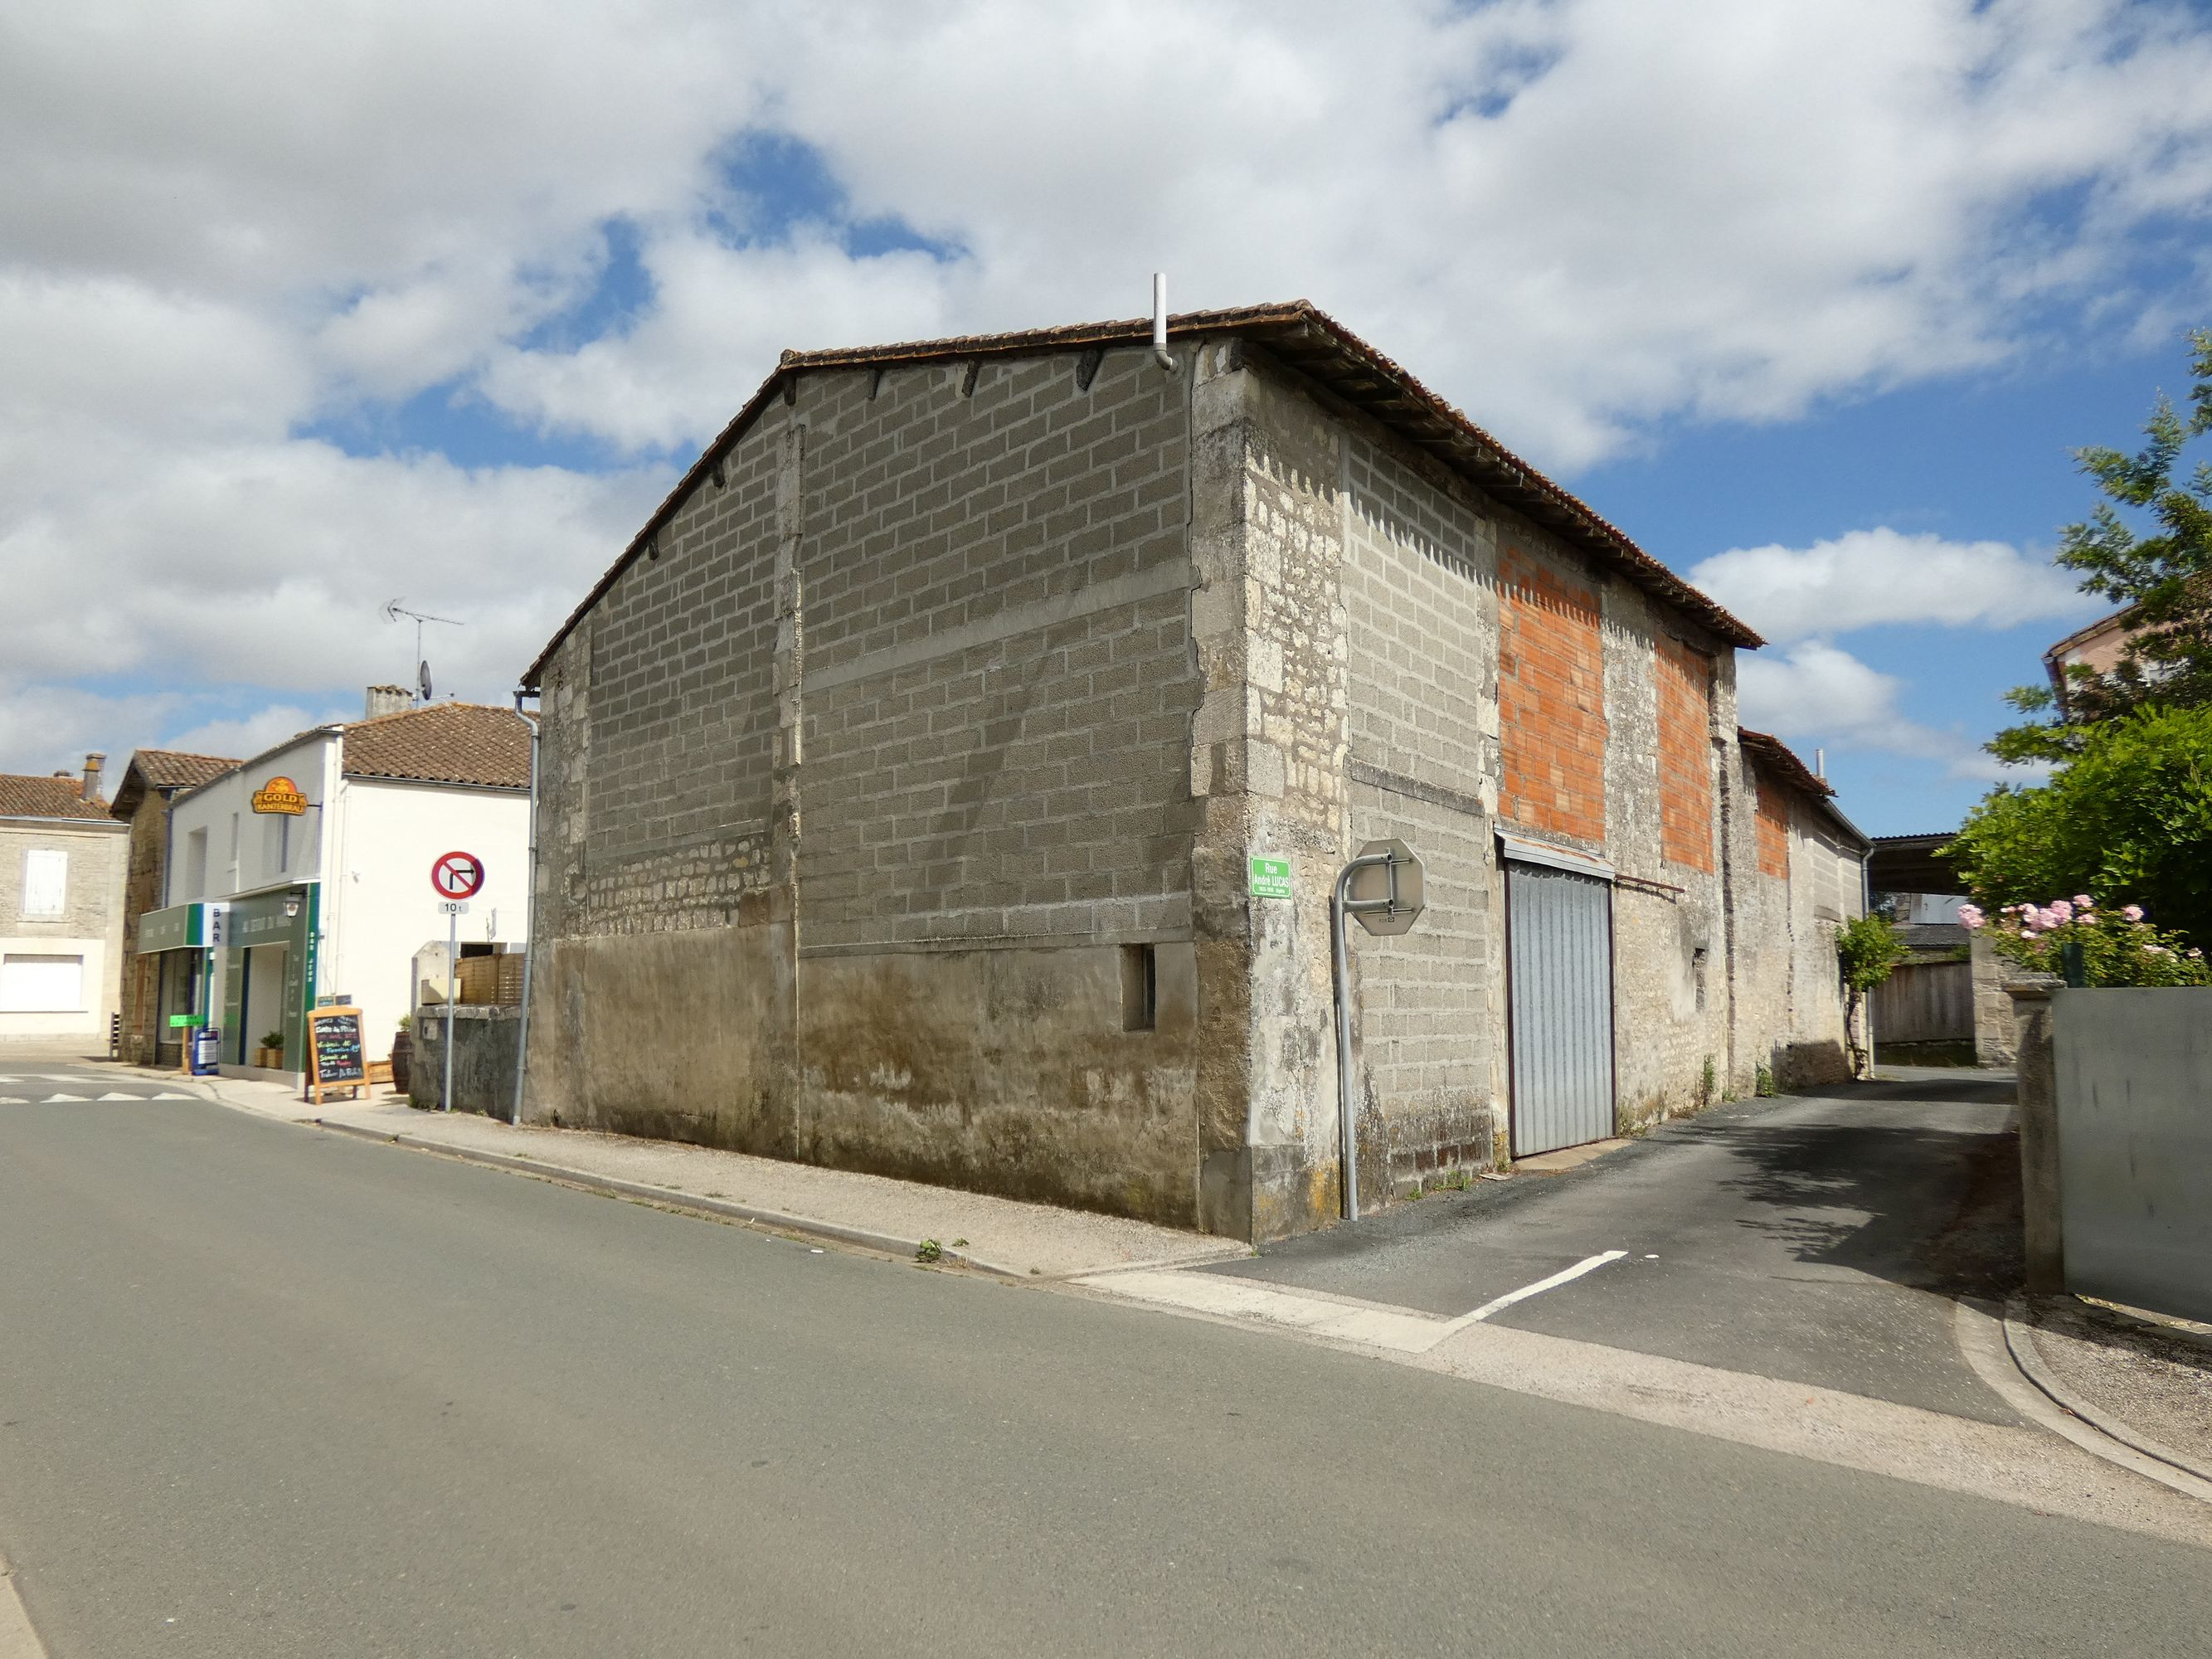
119,1062,1247,1281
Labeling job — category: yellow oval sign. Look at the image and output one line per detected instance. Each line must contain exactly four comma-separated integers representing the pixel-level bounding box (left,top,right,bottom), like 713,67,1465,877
250,776,308,815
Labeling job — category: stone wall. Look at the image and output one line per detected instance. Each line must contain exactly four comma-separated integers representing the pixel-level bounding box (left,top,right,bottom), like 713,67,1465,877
411,1005,521,1116
118,795,170,1063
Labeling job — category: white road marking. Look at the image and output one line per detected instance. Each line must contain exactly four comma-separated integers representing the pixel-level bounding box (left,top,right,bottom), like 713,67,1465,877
1073,1269,1451,1352
41,1093,89,1102
36,1074,90,1082
149,1092,197,1101
98,1092,141,1101
1439,1251,1629,1334
1080,1250,1631,1358
0,1097,26,1105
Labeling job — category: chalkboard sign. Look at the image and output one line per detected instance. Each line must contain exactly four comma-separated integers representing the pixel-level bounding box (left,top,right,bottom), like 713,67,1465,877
307,1005,366,1105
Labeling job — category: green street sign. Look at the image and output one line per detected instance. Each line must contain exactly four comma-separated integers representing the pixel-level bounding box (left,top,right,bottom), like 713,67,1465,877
1248,856,1293,900
168,1013,206,1029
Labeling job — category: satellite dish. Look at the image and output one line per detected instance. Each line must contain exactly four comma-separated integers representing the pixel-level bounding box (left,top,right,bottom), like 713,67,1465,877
418,660,433,704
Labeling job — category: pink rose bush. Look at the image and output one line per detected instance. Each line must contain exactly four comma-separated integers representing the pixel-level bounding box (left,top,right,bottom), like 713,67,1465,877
1962,894,2210,987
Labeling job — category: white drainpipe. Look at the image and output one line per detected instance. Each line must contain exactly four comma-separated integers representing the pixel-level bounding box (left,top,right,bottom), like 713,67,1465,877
1152,272,1174,372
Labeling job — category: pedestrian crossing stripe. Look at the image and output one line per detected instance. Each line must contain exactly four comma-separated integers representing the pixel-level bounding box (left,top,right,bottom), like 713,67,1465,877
98,1092,140,1100
0,1097,26,1104
41,1093,90,1102
150,1092,196,1100
36,1074,89,1082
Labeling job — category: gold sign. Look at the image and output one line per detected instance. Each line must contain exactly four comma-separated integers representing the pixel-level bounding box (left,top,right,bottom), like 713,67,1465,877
250,776,308,815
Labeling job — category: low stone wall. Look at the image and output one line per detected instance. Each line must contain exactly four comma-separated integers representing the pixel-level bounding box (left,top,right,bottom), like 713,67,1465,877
410,1005,522,1117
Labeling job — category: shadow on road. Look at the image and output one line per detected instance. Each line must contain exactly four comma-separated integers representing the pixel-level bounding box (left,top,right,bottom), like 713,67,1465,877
1665,1112,2026,1300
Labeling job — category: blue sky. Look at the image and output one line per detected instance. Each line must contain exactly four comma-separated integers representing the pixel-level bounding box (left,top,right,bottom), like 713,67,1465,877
4,0,2210,839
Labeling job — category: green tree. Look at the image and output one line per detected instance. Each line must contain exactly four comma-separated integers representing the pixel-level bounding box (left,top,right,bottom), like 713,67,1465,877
1991,327,2212,763
1835,913,1909,1077
1949,703,2212,947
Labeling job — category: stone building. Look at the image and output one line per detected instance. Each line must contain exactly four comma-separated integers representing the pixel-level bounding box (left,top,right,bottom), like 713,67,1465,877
519,301,1869,1240
1,757,128,1051
109,749,239,1066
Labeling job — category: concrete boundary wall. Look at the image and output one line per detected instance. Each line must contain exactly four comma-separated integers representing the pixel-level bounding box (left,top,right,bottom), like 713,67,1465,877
2050,986,2212,1323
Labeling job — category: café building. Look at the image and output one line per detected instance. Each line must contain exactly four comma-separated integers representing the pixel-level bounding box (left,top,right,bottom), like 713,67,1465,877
133,691,532,1079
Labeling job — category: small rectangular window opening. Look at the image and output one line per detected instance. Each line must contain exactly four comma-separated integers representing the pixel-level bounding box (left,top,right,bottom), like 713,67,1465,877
1121,943,1157,1033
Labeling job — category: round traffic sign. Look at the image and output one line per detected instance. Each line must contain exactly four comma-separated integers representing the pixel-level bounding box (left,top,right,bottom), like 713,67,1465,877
430,849,485,900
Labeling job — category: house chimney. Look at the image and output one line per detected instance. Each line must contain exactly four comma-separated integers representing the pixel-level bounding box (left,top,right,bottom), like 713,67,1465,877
365,684,411,719
81,752,105,801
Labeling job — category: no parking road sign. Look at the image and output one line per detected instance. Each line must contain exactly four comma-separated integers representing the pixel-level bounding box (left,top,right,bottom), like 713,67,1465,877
431,849,484,901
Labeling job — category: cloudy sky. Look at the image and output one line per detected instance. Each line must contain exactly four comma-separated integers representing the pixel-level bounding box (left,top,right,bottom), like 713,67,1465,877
6,0,2211,833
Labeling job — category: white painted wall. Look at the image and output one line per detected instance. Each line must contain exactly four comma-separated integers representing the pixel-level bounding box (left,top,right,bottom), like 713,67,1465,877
323,776,529,1063
165,731,337,906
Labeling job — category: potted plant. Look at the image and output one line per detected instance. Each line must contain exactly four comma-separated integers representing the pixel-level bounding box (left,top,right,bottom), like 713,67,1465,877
255,1029,285,1068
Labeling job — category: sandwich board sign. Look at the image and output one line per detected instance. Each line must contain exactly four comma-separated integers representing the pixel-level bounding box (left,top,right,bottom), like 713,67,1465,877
306,1005,366,1106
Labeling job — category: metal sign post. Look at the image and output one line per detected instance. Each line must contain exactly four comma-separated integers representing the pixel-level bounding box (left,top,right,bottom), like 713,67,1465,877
430,852,485,1114
1330,839,1426,1221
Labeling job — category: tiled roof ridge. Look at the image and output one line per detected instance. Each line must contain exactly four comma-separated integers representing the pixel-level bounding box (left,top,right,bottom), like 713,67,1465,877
0,771,119,821
1737,727,1835,800
521,299,1761,688
343,698,518,733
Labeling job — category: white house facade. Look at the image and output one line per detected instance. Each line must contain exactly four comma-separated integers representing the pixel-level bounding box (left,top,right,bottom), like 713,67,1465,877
0,757,127,1049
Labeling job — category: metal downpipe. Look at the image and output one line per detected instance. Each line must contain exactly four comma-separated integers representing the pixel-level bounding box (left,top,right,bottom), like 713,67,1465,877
1330,851,1391,1220
510,691,539,1126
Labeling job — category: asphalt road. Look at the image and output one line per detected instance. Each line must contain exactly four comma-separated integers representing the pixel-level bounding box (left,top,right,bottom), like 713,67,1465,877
1212,1073,2025,1422
2,1092,2205,1657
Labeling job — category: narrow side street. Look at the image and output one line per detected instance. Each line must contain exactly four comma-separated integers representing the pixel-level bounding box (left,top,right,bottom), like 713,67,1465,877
1202,1070,2024,1422
2,1089,2207,1657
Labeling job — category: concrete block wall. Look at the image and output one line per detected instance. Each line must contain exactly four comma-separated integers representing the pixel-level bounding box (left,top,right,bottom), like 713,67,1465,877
523,320,1824,1238
1342,431,1505,1196
527,344,1208,1223
789,351,1202,1220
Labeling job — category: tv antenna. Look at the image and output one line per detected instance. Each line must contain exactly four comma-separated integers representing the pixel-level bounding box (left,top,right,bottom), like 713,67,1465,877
382,599,464,705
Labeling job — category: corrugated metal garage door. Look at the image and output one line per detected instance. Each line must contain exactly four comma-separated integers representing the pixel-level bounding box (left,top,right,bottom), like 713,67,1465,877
1507,860,1616,1156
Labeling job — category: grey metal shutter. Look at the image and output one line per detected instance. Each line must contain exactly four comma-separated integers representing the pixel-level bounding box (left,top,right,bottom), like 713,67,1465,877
1507,860,1616,1155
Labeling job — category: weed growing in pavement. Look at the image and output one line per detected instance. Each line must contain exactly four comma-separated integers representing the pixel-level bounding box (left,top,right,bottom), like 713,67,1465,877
1754,1063,1777,1097
916,1239,943,1264
951,1238,968,1247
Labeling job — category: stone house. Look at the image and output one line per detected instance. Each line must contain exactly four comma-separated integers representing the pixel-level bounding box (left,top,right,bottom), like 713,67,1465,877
518,301,1869,1241
0,757,128,1051
109,749,239,1065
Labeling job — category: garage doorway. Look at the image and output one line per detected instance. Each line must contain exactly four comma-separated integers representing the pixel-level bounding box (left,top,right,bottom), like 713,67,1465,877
1505,847,1616,1157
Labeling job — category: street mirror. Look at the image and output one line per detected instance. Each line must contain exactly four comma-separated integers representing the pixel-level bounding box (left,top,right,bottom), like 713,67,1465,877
1349,838,1424,935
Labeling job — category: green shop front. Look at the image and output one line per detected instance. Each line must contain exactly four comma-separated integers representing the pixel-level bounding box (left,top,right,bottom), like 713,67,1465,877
133,900,216,1067
135,885,320,1073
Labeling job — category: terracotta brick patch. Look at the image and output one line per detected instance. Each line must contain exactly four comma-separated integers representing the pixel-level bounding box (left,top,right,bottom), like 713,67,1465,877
1499,548,1605,843
1753,775,1791,879
1655,635,1714,872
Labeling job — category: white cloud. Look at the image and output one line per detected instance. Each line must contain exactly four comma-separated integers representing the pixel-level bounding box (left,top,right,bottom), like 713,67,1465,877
5,0,2212,791
1689,527,2098,644
157,704,346,766
1737,641,2043,782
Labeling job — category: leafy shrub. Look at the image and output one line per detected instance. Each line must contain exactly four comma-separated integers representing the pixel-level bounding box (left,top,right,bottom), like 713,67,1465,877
1962,895,2210,987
